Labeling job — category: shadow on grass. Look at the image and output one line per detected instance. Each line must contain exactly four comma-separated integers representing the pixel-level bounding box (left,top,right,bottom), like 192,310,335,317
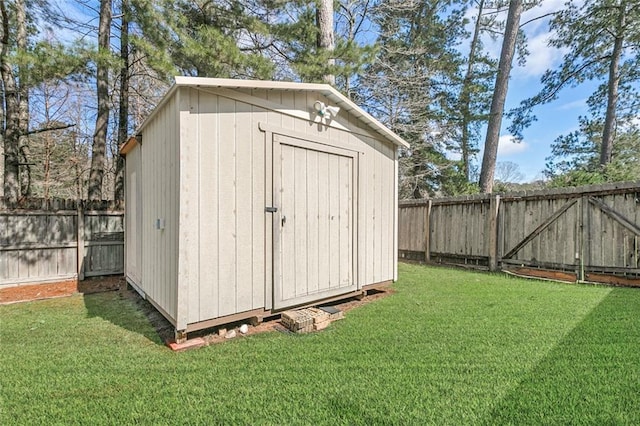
484,287,640,424
82,287,172,346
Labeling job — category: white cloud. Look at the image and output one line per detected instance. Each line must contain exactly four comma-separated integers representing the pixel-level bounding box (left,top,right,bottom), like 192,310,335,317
557,98,587,110
467,0,571,79
516,30,567,78
497,135,528,156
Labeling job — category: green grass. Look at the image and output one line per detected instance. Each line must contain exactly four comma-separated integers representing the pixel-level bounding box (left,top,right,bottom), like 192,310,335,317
2,263,640,425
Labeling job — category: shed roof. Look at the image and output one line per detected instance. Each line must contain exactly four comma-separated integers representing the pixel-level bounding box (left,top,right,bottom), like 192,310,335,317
135,77,409,149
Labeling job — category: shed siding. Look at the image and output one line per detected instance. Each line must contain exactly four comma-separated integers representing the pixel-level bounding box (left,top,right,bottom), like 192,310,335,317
139,93,180,324
124,143,142,285
134,85,397,327
185,90,271,324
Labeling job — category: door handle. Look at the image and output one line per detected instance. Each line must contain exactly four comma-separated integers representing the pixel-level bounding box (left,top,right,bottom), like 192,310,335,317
282,215,287,226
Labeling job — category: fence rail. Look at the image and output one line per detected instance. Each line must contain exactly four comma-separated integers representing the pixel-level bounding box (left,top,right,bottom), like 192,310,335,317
399,182,640,286
0,198,124,287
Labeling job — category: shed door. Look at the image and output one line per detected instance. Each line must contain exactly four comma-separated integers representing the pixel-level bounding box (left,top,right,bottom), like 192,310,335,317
273,134,358,310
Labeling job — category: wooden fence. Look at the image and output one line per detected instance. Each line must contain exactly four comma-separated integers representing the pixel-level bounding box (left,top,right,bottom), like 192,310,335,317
0,198,124,288
399,182,640,286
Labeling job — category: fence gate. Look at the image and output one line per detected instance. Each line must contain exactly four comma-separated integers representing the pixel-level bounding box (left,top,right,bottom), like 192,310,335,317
398,183,640,286
500,192,640,284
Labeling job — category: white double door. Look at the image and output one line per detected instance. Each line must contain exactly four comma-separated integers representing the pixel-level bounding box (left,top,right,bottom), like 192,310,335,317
273,134,358,309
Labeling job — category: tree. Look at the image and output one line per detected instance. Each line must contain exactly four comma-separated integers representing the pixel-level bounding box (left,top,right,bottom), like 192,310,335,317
545,114,640,187
265,0,374,89
88,0,112,200
478,0,523,193
456,0,498,182
493,160,524,191
510,0,640,169
357,0,469,198
135,0,275,79
114,0,129,202
1,0,20,201
15,0,30,196
316,0,335,84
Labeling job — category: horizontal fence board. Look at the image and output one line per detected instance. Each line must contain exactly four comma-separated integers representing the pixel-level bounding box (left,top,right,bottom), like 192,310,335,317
0,198,124,287
399,182,640,285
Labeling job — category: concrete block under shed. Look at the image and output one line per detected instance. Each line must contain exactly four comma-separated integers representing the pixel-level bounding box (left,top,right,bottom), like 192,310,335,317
281,307,343,333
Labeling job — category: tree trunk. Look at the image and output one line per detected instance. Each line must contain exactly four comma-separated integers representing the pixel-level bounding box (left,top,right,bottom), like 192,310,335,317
0,2,4,198
316,0,335,85
600,1,625,166
460,0,485,181
88,0,112,200
479,0,523,193
16,0,30,196
1,0,20,201
114,0,129,202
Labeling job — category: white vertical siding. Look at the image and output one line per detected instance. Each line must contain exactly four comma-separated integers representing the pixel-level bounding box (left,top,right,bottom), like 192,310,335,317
134,85,398,328
235,100,254,313
139,92,180,324
177,88,200,329
196,89,219,322
124,144,142,285
251,99,268,310
186,91,272,324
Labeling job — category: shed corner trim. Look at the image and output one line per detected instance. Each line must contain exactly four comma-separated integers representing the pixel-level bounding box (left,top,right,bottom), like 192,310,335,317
120,135,140,156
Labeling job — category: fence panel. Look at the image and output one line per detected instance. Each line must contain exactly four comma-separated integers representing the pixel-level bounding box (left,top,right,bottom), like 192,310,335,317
0,198,124,287
398,182,640,285
430,199,491,267
398,201,428,261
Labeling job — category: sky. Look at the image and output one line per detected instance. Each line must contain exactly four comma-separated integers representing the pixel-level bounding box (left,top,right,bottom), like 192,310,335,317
478,0,592,182
48,0,597,183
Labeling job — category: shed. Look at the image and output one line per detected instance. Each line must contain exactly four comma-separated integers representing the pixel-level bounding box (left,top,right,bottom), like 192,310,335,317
121,77,409,340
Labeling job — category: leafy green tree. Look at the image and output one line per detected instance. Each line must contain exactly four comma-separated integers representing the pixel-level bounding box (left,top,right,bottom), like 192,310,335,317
265,0,375,89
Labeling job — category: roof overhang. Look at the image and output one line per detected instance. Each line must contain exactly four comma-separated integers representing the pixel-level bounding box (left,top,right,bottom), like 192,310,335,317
119,136,139,156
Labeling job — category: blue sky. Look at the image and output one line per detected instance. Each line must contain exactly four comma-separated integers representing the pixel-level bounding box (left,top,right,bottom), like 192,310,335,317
478,0,592,181
49,0,597,182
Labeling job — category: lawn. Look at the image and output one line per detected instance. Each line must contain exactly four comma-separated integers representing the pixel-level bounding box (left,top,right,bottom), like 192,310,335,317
2,263,639,425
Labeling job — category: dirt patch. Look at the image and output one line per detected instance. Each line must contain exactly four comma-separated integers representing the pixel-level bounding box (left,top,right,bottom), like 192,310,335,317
0,276,125,305
185,286,397,347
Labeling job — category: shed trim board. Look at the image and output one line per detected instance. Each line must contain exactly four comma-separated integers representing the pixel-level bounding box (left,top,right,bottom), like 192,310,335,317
123,79,404,337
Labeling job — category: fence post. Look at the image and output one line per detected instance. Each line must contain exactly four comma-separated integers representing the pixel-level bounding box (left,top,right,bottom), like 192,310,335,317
489,195,501,271
424,199,432,262
77,201,85,281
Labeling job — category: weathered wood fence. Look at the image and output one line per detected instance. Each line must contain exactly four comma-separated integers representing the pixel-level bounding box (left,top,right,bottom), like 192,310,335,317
399,182,640,286
0,198,124,288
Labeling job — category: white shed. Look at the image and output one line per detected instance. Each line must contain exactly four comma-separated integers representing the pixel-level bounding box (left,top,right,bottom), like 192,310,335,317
121,77,409,340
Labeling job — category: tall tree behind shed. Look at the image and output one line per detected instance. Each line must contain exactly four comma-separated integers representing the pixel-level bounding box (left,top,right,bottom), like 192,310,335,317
1,0,21,201
509,0,639,175
478,0,523,193
88,0,112,200
316,0,335,85
114,0,129,202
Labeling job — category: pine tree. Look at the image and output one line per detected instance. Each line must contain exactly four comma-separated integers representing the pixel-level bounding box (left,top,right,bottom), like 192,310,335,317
509,0,640,170
478,0,523,193
88,0,112,200
357,0,468,198
1,0,22,201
